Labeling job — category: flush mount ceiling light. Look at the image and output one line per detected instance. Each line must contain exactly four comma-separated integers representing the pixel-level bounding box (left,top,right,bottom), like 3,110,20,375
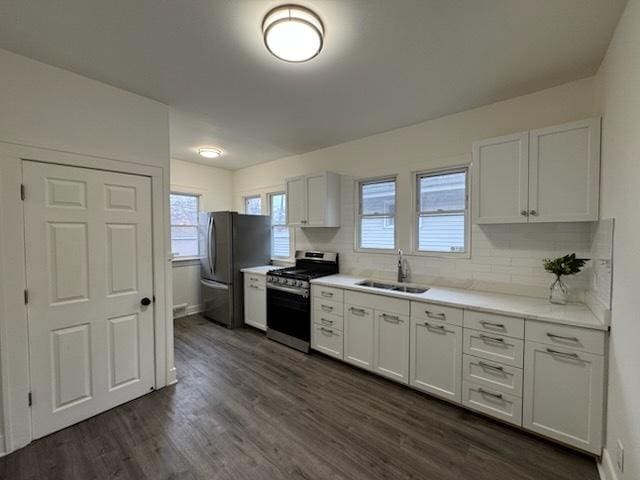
198,148,222,159
262,5,324,62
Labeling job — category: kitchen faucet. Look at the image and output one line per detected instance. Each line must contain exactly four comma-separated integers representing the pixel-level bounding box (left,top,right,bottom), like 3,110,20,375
397,249,408,283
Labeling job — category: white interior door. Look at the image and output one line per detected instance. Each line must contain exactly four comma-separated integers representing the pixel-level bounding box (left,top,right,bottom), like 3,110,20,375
23,161,155,439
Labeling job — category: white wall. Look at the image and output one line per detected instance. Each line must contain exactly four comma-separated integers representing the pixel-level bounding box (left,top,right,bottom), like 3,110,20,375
233,78,598,298
0,49,171,454
170,158,234,316
592,1,640,478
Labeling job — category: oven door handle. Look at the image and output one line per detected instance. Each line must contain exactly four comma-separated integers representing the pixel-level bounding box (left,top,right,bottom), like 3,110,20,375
267,283,308,297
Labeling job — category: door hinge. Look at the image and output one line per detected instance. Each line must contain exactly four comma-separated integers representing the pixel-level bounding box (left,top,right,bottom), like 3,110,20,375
28,392,32,407
24,289,29,305
20,184,25,201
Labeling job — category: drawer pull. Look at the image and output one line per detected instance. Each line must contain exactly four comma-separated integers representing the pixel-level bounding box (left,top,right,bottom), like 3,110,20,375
478,361,504,372
480,321,505,329
321,291,334,298
547,348,579,359
320,318,334,324
478,388,503,399
249,285,260,289
382,313,401,322
321,305,334,312
250,277,259,281
424,322,445,330
350,307,367,315
425,310,446,320
479,334,505,343
320,327,334,334
547,333,579,342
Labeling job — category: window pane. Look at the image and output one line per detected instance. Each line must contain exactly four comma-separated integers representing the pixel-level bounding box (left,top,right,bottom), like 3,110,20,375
272,225,290,258
361,180,395,215
360,217,394,249
419,171,466,212
170,194,198,225
418,215,465,252
171,226,199,257
270,193,286,225
245,196,262,215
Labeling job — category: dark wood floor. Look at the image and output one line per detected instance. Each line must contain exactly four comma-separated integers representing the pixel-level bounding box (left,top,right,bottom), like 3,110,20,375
0,314,599,480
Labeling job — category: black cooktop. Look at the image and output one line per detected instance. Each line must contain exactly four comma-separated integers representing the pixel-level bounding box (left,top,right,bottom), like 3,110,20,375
268,266,333,280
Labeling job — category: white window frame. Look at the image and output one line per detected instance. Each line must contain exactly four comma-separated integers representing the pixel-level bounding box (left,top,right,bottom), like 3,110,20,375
411,166,470,258
243,194,262,215
355,176,398,253
170,191,201,260
268,191,294,261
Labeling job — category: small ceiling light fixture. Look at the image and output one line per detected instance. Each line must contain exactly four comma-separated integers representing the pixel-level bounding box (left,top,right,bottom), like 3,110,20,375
198,148,222,159
262,5,324,63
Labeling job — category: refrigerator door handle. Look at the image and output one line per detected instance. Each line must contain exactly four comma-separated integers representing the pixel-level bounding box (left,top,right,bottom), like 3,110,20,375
209,216,216,275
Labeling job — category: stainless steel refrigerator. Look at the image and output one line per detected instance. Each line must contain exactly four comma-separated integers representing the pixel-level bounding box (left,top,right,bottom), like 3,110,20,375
199,211,271,328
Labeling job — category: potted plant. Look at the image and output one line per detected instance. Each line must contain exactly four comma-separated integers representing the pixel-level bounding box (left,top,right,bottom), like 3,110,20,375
542,254,589,305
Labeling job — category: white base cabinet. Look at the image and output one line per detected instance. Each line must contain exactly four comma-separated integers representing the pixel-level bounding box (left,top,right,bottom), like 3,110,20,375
374,311,410,383
343,304,375,370
243,273,266,331
522,341,604,454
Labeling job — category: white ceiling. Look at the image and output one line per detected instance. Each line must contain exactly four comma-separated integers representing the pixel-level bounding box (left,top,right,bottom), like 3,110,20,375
0,0,627,170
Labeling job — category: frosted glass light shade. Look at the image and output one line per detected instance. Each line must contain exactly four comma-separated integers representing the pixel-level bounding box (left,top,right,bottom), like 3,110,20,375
263,5,324,62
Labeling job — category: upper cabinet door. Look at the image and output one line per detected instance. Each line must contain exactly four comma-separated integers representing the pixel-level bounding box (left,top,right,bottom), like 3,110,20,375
528,118,601,223
286,175,306,226
472,132,529,224
305,173,327,226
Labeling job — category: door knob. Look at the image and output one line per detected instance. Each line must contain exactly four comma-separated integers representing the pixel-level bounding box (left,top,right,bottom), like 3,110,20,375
141,297,152,306
529,209,538,216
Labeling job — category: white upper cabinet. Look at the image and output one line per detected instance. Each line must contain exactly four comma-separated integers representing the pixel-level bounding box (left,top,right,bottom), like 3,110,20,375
472,118,601,224
286,172,341,227
472,132,529,224
528,118,601,222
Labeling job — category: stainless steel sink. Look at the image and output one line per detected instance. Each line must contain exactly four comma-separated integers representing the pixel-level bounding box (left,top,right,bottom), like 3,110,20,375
356,280,429,294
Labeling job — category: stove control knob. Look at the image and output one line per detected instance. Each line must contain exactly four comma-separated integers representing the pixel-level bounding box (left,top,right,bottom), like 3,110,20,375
296,281,303,287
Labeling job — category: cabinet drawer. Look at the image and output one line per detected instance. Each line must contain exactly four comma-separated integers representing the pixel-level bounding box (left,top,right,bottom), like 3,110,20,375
244,276,265,291
313,308,344,331
464,310,524,339
313,298,343,317
345,290,410,316
244,273,266,286
463,329,524,367
462,381,522,426
311,324,343,360
411,302,463,326
525,320,605,355
313,285,343,302
463,354,523,397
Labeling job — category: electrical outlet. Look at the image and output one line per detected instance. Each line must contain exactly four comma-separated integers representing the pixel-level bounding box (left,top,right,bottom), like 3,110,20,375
616,439,624,473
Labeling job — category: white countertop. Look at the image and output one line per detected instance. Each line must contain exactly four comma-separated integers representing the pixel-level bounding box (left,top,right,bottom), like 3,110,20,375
241,265,275,275
311,274,608,331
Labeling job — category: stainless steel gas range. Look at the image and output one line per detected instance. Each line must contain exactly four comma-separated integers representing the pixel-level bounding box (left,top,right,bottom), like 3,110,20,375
266,251,339,353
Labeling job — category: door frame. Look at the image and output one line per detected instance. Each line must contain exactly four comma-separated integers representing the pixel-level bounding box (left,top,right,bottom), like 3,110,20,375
0,142,174,455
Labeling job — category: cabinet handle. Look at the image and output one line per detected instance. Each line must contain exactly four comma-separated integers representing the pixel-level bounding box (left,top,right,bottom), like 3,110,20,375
478,388,503,399
250,277,259,281
249,285,259,289
321,291,334,298
321,305,334,312
529,209,538,216
424,322,445,330
478,361,504,372
480,321,505,329
425,310,446,320
547,333,579,342
479,334,505,343
381,313,401,322
320,327,334,334
350,307,367,315
520,210,529,216
320,318,334,324
546,348,579,359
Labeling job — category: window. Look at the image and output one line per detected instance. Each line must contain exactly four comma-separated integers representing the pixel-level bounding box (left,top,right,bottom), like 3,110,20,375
244,195,262,215
415,168,468,254
269,192,292,259
357,178,396,250
170,193,200,258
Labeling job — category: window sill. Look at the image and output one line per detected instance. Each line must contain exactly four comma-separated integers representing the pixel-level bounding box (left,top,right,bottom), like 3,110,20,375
354,248,398,255
172,256,202,266
408,250,471,259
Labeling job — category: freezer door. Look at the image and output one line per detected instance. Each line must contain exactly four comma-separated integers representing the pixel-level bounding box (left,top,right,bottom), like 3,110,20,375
201,278,232,326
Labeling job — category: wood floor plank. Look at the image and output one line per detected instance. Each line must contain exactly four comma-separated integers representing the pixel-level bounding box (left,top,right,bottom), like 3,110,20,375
0,314,600,480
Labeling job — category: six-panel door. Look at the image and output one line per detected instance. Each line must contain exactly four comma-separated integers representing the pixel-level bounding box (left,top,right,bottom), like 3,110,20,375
23,161,155,439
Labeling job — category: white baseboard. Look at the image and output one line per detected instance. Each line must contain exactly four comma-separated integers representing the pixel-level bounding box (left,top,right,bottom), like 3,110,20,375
598,448,619,480
173,303,203,318
167,366,178,386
